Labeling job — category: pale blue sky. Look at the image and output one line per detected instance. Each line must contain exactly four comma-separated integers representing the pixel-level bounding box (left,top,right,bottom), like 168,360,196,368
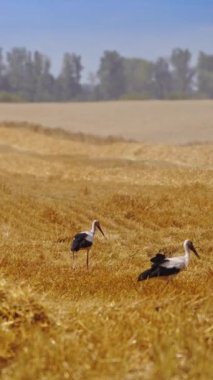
0,0,213,81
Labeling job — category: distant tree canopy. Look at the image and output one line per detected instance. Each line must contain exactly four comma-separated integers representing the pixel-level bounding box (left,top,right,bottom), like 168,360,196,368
0,48,82,102
153,58,172,99
98,51,126,99
197,52,213,98
0,46,213,101
57,53,83,100
123,58,154,99
170,48,195,98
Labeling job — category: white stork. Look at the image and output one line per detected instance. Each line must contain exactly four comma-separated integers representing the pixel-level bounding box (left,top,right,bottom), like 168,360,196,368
70,220,105,269
138,240,200,281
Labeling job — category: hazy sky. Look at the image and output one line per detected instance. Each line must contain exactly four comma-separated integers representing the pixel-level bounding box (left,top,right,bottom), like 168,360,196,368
1,0,213,81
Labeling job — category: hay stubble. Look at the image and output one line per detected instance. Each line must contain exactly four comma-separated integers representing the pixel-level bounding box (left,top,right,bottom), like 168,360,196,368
0,122,212,380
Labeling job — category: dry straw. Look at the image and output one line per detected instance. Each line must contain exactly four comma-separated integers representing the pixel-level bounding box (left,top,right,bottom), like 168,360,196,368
0,121,212,379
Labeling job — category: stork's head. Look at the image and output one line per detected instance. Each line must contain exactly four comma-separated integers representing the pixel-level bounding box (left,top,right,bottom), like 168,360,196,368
184,240,200,258
93,220,105,237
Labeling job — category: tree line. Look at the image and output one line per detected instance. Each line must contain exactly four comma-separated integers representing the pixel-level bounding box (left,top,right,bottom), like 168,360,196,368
0,47,213,102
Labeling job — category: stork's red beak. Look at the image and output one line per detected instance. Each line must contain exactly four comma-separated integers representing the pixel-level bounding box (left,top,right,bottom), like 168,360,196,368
192,245,200,259
97,224,105,237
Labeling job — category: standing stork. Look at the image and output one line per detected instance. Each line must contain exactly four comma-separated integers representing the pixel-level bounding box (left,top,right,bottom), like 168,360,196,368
138,240,200,281
70,220,105,269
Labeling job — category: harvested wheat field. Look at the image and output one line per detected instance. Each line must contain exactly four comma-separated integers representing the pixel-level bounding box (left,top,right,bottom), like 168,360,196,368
0,122,213,380
0,100,213,143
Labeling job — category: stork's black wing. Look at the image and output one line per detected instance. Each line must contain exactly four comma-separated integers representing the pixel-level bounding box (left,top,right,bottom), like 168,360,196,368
150,252,167,266
71,233,92,252
138,252,177,281
138,265,180,281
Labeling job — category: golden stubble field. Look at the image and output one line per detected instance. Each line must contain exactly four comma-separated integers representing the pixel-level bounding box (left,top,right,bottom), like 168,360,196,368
0,121,212,380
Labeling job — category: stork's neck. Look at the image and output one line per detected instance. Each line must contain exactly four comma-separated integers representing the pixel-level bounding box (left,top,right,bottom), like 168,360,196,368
90,221,96,235
184,245,190,266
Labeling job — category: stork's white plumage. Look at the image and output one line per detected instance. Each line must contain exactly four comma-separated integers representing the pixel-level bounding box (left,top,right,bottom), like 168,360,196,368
138,240,200,281
70,220,105,269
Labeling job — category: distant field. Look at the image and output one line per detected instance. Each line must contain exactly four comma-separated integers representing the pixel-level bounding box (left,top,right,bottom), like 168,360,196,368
0,122,212,379
0,100,213,143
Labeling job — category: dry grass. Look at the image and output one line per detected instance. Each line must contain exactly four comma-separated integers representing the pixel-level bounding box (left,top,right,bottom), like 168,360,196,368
0,100,213,143
0,122,213,380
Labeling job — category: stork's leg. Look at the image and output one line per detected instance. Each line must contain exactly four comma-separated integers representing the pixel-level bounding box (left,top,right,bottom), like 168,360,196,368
86,249,89,269
72,251,75,269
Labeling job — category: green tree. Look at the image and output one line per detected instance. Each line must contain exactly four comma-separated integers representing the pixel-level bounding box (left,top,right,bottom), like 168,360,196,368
6,48,28,96
58,53,83,100
0,49,5,86
197,52,213,98
170,48,195,97
153,58,172,99
5,48,54,101
123,58,154,98
98,51,126,99
32,51,54,101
